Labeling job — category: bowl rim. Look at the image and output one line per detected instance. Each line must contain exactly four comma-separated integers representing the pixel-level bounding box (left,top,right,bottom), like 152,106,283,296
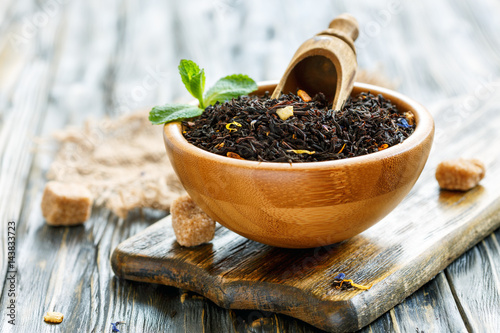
163,81,434,171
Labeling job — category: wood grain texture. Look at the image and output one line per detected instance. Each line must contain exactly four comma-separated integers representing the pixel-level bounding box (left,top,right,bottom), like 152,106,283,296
271,14,359,110
387,273,468,333
113,85,500,330
1,0,500,332
163,82,434,248
0,0,60,312
445,235,500,332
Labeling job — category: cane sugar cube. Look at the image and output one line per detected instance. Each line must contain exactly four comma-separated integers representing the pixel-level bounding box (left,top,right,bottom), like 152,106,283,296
41,181,93,226
435,158,485,191
171,195,215,247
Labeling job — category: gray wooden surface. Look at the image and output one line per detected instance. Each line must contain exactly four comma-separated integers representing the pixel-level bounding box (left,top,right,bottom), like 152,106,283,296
1,0,500,332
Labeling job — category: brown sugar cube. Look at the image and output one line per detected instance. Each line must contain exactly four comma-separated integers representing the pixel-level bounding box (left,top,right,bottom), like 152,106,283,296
171,195,215,247
41,181,93,226
435,158,485,191
43,311,64,323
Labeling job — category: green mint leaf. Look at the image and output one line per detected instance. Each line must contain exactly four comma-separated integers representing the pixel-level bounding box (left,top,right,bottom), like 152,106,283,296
149,103,204,125
178,59,206,108
204,74,258,107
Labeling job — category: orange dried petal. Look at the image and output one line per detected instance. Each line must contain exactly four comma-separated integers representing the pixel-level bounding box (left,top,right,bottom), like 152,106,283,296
338,143,347,154
227,152,245,160
378,144,389,151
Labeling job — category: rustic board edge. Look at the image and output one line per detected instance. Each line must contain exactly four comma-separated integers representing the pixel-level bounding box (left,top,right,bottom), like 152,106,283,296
110,219,361,331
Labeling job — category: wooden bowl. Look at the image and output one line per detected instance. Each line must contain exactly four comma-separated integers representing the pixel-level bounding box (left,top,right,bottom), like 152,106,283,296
163,82,434,248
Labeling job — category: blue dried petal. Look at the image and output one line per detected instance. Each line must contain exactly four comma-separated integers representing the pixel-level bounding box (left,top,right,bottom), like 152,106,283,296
111,322,125,332
397,118,411,128
333,273,345,280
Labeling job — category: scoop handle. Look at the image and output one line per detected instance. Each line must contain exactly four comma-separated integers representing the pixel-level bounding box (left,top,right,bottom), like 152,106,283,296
328,14,359,42
271,14,359,107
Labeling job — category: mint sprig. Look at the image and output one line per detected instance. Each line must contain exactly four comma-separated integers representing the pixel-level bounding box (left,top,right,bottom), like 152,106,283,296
149,59,257,125
204,74,257,107
149,104,203,125
178,60,206,108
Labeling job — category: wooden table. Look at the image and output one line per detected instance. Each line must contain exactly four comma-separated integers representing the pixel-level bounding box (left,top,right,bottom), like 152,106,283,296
1,0,500,332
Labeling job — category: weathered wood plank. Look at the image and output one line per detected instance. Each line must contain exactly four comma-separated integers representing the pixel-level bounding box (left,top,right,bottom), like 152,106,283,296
343,0,500,103
389,273,468,333
0,0,62,321
445,230,500,332
0,0,126,332
3,0,500,332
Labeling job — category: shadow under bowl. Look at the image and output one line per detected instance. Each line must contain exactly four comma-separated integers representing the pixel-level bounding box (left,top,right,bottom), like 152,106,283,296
163,82,434,248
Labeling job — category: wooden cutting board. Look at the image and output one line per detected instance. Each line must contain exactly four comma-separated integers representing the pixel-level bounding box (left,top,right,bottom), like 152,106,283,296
111,95,500,332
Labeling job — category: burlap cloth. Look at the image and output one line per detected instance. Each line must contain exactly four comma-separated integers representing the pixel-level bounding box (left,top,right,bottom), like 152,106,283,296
47,110,185,218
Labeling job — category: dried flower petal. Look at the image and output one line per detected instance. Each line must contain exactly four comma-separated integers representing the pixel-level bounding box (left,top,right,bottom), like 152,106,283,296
227,152,245,160
111,321,126,332
397,118,411,128
378,144,389,151
225,121,242,132
350,281,372,290
286,149,315,155
332,273,372,291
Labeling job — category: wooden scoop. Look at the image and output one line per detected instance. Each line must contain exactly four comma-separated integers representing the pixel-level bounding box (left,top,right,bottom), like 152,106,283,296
271,14,359,110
